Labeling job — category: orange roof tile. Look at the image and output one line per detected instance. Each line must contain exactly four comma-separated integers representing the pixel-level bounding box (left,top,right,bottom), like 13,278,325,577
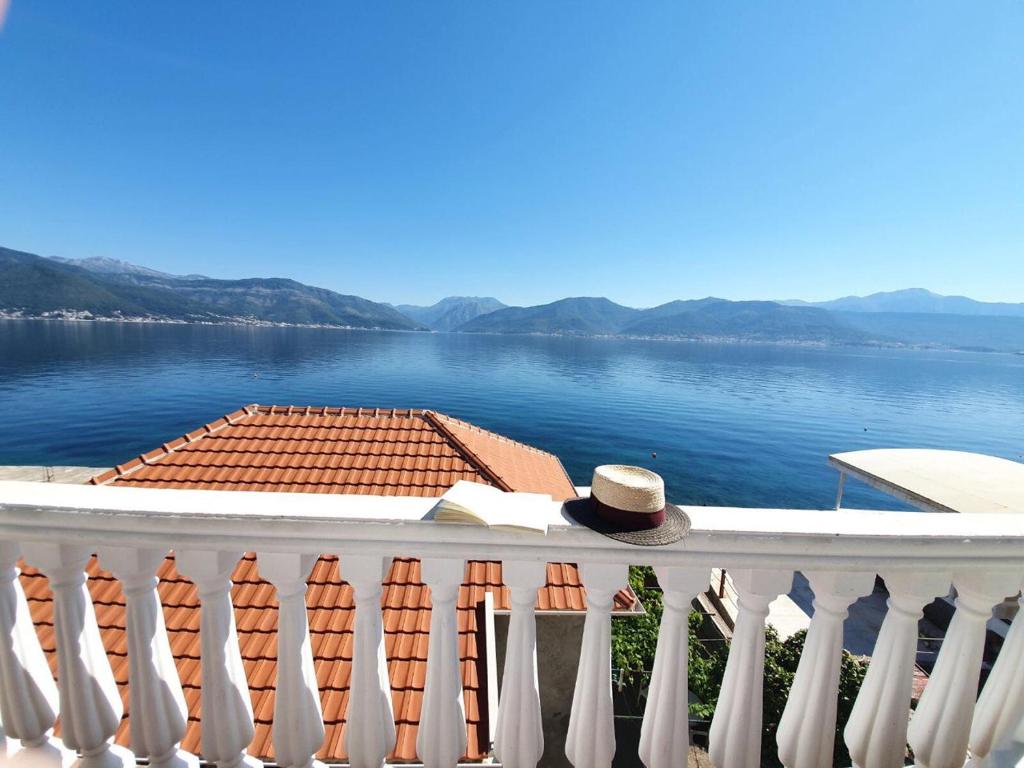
23,405,636,763
90,405,576,500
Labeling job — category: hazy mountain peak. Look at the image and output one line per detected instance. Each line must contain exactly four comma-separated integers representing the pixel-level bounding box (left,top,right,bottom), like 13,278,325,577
435,295,502,304
456,295,640,335
395,296,506,331
48,255,208,281
785,288,1024,318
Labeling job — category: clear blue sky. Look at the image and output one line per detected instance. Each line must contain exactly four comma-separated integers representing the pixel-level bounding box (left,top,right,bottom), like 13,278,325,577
1,2,1022,307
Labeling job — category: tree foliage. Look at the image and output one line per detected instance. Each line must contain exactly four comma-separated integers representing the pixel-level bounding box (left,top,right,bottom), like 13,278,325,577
612,566,867,767
611,566,664,682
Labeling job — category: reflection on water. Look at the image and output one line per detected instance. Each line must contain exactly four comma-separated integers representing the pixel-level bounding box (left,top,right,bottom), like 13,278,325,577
1,319,1022,510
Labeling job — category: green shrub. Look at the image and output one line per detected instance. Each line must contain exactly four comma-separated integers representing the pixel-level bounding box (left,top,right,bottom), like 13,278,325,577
612,566,867,767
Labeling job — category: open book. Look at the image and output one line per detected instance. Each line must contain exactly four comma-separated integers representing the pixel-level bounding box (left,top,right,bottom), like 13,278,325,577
431,480,554,534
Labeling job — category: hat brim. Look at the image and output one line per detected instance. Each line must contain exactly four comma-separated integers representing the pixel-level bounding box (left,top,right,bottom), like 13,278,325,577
562,497,691,546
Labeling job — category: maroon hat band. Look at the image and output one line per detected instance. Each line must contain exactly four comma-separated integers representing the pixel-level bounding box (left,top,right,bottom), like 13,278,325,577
592,496,666,531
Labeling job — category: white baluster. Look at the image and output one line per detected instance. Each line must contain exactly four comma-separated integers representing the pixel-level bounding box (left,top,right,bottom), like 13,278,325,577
971,590,1024,761
98,547,197,768
175,550,262,768
844,572,950,768
1010,711,1024,766
708,569,794,768
493,560,547,768
639,566,710,768
776,570,875,768
416,557,467,768
340,555,395,768
565,562,628,768
0,542,71,766
21,543,133,768
257,553,324,768
909,570,1021,768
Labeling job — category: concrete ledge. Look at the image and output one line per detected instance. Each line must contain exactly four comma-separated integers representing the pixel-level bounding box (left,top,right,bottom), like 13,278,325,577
0,466,106,484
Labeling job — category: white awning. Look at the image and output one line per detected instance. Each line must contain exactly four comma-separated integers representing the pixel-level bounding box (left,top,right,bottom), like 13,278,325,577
829,449,1024,515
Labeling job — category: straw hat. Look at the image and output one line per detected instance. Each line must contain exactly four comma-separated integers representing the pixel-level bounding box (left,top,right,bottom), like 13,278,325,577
564,465,690,546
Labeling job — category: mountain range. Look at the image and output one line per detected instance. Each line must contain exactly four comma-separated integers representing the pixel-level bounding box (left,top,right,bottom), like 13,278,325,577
784,287,1024,317
458,296,881,345
0,247,422,330
2,246,1023,352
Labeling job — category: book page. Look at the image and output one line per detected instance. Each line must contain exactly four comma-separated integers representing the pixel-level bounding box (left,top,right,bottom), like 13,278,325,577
435,480,501,524
485,492,553,533
432,481,553,533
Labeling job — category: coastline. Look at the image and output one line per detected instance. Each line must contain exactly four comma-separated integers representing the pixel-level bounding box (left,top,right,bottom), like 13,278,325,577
0,313,1016,355
0,311,423,333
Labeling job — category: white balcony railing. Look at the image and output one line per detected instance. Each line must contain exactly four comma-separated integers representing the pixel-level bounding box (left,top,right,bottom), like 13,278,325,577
0,480,1023,768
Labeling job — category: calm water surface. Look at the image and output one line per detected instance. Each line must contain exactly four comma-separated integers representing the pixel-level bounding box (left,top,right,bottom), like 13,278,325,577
1,320,1022,510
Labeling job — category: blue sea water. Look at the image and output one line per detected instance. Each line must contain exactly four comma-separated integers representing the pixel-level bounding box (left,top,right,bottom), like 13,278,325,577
1,319,1022,511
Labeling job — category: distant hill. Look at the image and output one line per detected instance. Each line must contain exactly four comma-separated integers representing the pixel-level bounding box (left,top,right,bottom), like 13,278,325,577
622,300,880,344
0,247,423,331
630,297,727,320
786,288,1024,318
396,296,506,331
458,297,641,335
0,247,213,319
456,295,881,345
836,311,1024,353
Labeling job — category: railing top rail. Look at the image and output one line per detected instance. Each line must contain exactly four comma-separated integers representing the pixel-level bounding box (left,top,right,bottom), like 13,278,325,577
1,480,1023,572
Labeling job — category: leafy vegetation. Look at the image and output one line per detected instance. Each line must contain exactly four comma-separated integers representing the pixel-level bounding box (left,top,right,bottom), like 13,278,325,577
613,566,867,768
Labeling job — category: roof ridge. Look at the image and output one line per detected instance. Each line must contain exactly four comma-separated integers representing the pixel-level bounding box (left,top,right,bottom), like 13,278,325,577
250,405,428,418
421,411,514,492
431,412,558,458
89,404,259,485
431,412,578,498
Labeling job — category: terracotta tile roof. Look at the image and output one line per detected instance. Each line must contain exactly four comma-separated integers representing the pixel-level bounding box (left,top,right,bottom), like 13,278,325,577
89,405,577,500
22,406,636,764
